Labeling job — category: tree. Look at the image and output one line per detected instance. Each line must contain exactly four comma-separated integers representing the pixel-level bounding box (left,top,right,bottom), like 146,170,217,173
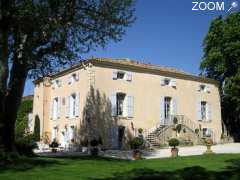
15,99,33,138
0,0,136,152
200,12,240,139
79,86,116,149
33,116,40,141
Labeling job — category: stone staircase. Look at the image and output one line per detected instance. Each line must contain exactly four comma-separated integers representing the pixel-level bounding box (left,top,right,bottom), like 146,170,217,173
144,115,204,147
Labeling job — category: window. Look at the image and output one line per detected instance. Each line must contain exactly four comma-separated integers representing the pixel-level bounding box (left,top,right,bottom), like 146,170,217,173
164,97,172,120
70,93,76,118
67,93,79,118
117,93,126,116
52,127,58,141
201,101,207,120
203,128,212,137
52,79,61,89
117,72,125,79
161,78,176,87
164,78,170,85
68,73,79,84
198,84,210,93
52,97,59,120
200,84,206,91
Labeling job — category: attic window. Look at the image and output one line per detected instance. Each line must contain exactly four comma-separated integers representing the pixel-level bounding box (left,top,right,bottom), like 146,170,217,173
164,78,170,85
68,73,79,84
200,84,206,91
117,72,125,79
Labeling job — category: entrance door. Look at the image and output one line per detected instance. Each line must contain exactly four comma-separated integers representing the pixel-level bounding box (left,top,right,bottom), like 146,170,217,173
111,127,119,149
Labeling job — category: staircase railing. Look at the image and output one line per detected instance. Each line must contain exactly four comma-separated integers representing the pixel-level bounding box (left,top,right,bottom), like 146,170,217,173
143,114,207,144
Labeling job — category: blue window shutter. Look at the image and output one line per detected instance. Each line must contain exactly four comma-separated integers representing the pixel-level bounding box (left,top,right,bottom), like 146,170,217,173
172,98,177,115
75,93,80,117
127,96,134,117
160,97,165,125
110,93,116,116
207,102,212,121
197,101,201,121
112,70,117,80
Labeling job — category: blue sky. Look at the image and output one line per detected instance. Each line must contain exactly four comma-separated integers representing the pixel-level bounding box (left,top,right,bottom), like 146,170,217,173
23,0,237,96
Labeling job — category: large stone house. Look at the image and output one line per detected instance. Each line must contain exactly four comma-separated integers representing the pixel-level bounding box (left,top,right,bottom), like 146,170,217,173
32,58,222,149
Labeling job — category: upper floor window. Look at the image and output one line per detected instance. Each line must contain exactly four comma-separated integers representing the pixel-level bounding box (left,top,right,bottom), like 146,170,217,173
113,70,132,81
52,79,61,89
68,73,79,84
52,97,60,120
110,92,134,118
161,78,176,87
201,101,207,120
117,93,126,116
197,101,212,121
66,93,80,118
198,84,210,93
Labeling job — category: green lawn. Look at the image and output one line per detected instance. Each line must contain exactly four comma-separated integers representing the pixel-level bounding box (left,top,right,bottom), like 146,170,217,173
1,154,240,179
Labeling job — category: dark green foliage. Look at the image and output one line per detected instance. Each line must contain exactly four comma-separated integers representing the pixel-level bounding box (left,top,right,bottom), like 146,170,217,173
33,116,40,141
15,100,33,138
90,139,99,147
168,138,179,148
15,135,38,156
200,13,240,138
130,137,144,150
0,0,136,152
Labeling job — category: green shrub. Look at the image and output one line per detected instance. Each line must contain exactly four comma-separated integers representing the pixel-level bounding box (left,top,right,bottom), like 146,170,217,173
130,137,144,150
168,138,179,148
15,135,38,156
33,115,40,141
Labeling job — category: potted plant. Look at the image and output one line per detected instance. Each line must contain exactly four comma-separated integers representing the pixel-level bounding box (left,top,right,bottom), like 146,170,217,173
90,139,99,156
130,137,144,160
168,138,179,157
204,138,214,154
49,139,59,153
80,138,89,153
138,128,144,138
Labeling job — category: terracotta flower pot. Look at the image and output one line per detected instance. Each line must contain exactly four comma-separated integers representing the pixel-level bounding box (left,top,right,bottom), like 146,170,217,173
133,150,141,160
171,148,178,157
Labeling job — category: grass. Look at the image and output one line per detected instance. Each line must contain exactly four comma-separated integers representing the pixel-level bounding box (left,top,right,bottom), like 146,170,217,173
1,154,240,179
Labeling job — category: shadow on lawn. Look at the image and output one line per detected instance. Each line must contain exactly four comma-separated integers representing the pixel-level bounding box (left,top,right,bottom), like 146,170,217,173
0,155,126,173
93,159,240,180
0,157,63,172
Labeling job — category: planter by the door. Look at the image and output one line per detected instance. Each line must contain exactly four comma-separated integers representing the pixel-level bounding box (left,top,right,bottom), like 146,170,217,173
133,150,141,160
168,138,180,157
171,148,179,157
204,138,214,154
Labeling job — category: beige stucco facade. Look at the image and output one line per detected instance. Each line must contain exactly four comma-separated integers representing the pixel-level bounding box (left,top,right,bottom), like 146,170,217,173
32,58,222,149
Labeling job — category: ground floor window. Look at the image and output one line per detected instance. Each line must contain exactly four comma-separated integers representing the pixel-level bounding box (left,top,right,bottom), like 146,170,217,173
202,128,212,137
